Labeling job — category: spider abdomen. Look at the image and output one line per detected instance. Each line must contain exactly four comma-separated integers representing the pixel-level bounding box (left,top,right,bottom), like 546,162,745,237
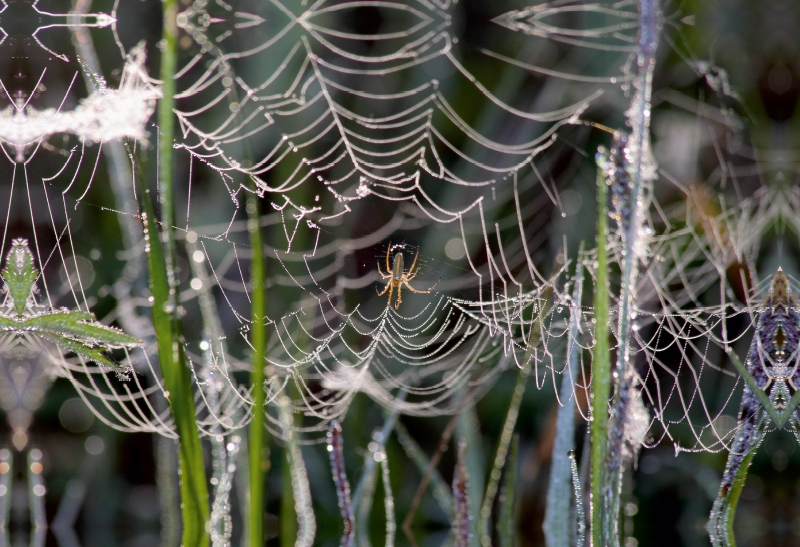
392,253,404,281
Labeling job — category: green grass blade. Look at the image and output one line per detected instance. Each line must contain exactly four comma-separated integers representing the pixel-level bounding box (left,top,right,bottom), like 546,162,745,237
591,158,611,547
379,448,396,547
328,420,355,546
138,163,209,547
0,317,17,328
709,448,757,547
356,452,377,547
246,184,269,547
476,366,527,547
150,0,212,543
570,452,586,547
279,395,315,547
22,311,94,322
281,446,297,547
453,438,471,547
38,332,127,371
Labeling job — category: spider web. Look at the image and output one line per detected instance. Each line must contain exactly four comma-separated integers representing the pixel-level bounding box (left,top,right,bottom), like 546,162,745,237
160,0,642,438
0,0,731,451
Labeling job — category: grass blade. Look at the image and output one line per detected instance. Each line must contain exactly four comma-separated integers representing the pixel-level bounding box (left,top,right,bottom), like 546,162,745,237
21,313,142,348
246,183,269,547
479,273,555,547
138,164,209,547
379,447,396,547
457,407,483,547
591,158,611,547
602,3,660,543
571,452,586,547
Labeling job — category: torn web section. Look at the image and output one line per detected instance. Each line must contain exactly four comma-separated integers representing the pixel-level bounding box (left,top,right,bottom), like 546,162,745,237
0,45,159,165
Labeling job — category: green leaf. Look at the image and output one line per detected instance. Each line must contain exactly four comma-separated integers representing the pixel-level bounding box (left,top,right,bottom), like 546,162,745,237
2,239,39,316
22,312,142,348
38,332,127,371
0,316,18,329
544,248,584,547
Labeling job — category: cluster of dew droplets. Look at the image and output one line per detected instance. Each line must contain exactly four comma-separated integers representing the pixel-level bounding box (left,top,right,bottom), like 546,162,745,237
569,452,586,547
597,131,655,267
279,396,315,547
209,434,240,547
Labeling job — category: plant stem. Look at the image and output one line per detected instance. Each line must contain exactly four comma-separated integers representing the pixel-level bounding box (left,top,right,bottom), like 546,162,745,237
140,178,210,547
603,3,659,545
591,161,610,547
159,0,178,280
712,449,755,547
247,184,269,547
496,434,519,547
457,406,484,547
152,1,210,544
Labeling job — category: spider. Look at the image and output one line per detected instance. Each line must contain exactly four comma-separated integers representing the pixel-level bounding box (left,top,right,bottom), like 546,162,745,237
708,268,800,546
376,244,439,310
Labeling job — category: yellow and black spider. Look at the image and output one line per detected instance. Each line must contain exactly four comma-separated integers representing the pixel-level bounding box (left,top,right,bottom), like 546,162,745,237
376,244,439,310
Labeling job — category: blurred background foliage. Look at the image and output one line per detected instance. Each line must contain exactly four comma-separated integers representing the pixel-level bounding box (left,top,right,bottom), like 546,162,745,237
2,0,800,546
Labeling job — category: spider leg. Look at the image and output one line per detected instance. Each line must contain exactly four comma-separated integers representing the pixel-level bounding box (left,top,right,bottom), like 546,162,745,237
407,250,420,277
386,243,392,274
377,261,391,278
377,281,391,296
404,278,440,294
386,283,394,307
395,283,403,309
